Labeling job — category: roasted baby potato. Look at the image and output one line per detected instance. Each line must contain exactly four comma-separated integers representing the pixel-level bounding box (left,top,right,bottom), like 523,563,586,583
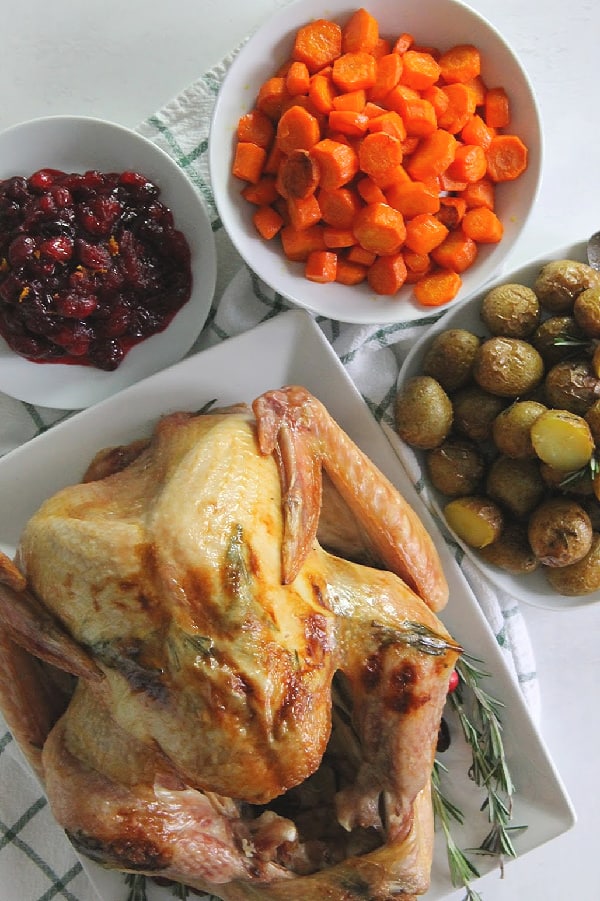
573,286,600,338
425,438,485,497
530,408,594,471
421,328,480,392
479,521,539,574
492,400,547,458
546,532,600,595
452,385,507,442
531,315,585,367
486,455,546,519
533,259,600,314
527,497,593,567
472,336,545,397
444,496,504,548
480,282,540,338
394,375,453,449
543,359,600,416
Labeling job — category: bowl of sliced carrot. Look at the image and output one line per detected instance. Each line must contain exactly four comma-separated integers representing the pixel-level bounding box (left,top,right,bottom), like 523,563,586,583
209,0,542,324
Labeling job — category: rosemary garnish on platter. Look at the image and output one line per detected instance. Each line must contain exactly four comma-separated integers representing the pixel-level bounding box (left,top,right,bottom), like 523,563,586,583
433,654,528,900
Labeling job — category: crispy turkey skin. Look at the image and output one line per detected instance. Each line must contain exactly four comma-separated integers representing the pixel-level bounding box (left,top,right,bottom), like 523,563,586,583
0,386,459,899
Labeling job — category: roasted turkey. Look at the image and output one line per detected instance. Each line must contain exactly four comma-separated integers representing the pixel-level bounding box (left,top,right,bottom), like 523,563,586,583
0,385,460,900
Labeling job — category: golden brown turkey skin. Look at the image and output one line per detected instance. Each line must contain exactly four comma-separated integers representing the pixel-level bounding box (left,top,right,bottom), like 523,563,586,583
0,386,460,899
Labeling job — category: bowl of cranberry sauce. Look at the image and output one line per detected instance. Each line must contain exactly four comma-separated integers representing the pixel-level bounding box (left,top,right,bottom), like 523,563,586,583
0,116,216,409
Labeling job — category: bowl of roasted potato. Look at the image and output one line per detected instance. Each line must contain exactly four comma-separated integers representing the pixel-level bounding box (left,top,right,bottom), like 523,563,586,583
394,239,600,608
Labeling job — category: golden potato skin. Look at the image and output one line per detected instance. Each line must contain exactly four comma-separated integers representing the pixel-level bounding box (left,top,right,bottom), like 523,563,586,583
531,315,585,367
472,337,545,397
395,375,453,449
546,532,600,595
479,521,539,574
444,496,504,548
492,400,547,458
485,455,546,519
573,286,600,339
527,498,593,567
480,283,540,338
426,439,485,497
452,385,507,442
543,358,600,416
421,328,480,392
534,259,600,315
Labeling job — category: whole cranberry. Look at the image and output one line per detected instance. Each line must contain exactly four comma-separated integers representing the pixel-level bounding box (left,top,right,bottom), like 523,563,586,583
8,235,37,267
39,236,74,263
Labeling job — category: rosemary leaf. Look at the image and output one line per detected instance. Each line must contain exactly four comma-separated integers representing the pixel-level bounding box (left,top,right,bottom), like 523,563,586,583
125,874,148,901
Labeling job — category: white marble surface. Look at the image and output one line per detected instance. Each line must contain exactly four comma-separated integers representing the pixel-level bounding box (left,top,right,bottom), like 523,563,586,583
1,1,599,898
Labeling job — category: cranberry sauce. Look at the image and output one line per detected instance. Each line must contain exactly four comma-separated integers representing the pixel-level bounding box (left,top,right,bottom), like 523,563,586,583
0,169,193,371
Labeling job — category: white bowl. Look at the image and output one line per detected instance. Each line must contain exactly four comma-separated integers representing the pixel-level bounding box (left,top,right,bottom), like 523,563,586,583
395,239,600,610
209,0,542,325
0,115,216,409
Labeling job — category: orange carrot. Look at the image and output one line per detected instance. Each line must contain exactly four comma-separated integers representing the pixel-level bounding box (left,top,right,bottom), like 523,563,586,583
342,7,379,54
332,88,367,111
403,248,431,283
287,192,322,230
252,204,284,240
413,267,462,305
398,96,437,136
280,223,326,260
358,131,403,181
461,206,504,243
438,44,481,84
371,163,410,191
347,244,377,266
367,110,407,141
353,201,406,255
399,50,441,91
431,229,478,272
437,82,477,133
327,109,370,136
305,249,338,282
484,86,510,128
386,179,441,217
485,134,528,182
446,143,487,183
232,142,267,183
393,32,414,54
335,256,368,285
332,51,377,92
404,128,458,180
436,196,467,228
460,177,495,210
367,252,408,295
357,175,387,204
293,19,343,73
278,149,320,199
372,37,392,60
276,104,321,154
310,138,359,188
236,109,275,148
318,186,362,228
421,84,450,120
286,60,311,97
368,52,403,102
241,175,279,206
460,114,496,149
363,101,386,118
323,227,357,248
263,142,285,175
404,212,449,255
438,171,468,193
256,77,289,120
464,75,487,106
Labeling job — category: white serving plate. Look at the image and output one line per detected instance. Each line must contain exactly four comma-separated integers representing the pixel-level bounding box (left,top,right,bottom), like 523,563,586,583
0,115,217,409
209,0,542,325
0,309,574,899
396,238,599,610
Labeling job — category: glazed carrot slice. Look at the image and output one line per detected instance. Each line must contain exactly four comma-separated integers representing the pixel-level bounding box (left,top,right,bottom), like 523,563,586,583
310,138,359,188
332,89,367,112
292,19,342,73
286,60,311,97
386,179,441,217
319,186,362,229
353,202,406,255
461,114,496,149
393,32,414,54
332,51,377,92
367,110,407,141
431,229,478,272
236,109,275,148
232,142,267,183
347,244,376,266
484,86,510,128
335,256,368,285
404,128,458,180
403,248,431,283
305,249,338,282
276,105,321,154
413,267,462,305
437,82,477,133
404,212,449,255
358,131,404,181
485,134,528,182
367,252,408,295
342,7,379,54
323,226,357,248
356,175,387,205
368,52,403,102
438,44,481,84
309,72,337,115
287,192,322,230
280,223,326,260
399,50,441,91
252,204,284,240
257,77,289,120
436,195,467,228
398,96,437,136
461,206,504,243
241,175,279,205
447,143,488,183
327,109,370,136
460,177,495,210
278,149,320,199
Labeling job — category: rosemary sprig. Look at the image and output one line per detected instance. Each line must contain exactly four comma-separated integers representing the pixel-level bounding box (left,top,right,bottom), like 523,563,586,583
433,653,527,899
125,874,148,901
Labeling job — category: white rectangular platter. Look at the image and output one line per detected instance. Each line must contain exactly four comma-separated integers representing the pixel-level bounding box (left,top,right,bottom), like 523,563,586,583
0,309,575,900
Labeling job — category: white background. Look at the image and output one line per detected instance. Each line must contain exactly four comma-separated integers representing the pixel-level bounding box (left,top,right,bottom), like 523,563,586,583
1,1,599,898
